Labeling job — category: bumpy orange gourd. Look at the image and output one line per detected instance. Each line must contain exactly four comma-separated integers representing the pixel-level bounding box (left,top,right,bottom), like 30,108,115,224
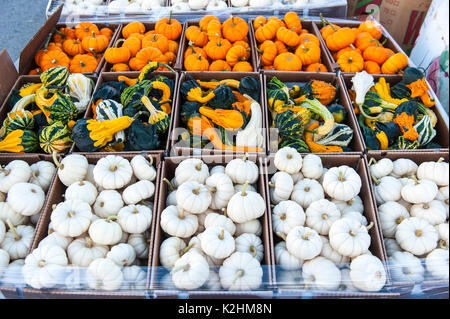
226,45,249,66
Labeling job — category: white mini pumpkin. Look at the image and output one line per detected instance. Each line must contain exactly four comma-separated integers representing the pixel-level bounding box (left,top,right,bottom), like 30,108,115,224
378,201,410,238
329,218,373,258
274,147,302,174
93,190,124,218
301,154,323,180
209,165,225,175
159,237,187,269
0,248,9,270
392,158,418,178
225,155,259,184
269,172,294,204
171,250,209,290
200,226,235,259
219,252,263,290
106,243,136,267
227,183,265,224
286,226,322,261
51,199,93,238
0,219,5,244
130,154,157,182
291,171,304,184
204,212,236,236
7,183,45,216
117,204,153,234
0,202,28,226
22,245,68,289
0,160,32,193
395,217,438,256
274,241,303,270
121,265,147,290
425,248,449,280
305,199,341,236
410,200,447,226
85,257,123,291
369,158,393,179
160,205,198,238
385,238,402,257
234,184,257,194
205,173,234,210
67,236,108,267
175,158,209,186
302,256,341,291
417,158,449,187
93,155,133,190
319,236,350,267
389,251,425,284
176,181,212,214
322,166,362,201
29,161,56,192
291,178,324,209
128,232,150,259
55,154,89,187
373,176,403,205
1,223,34,260
272,200,305,236
349,254,386,292
38,231,72,251
235,233,263,262
342,211,368,226
122,180,155,205
235,218,262,237
436,223,448,249
65,180,98,206
332,196,364,214
401,178,438,204
89,216,123,246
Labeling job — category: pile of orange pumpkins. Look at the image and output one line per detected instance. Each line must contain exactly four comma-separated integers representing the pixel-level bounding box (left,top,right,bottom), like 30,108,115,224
183,16,254,72
319,16,409,74
104,16,183,72
253,12,328,72
31,22,115,74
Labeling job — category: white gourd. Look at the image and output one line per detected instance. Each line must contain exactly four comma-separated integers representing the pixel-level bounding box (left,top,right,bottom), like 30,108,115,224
171,251,209,290
86,164,97,187
55,154,89,187
106,243,136,267
209,165,225,175
204,212,236,236
373,176,403,205
1,223,34,260
272,200,305,236
235,233,263,262
302,256,341,291
286,226,322,261
269,172,294,204
93,190,124,218
378,201,410,238
200,226,235,259
225,155,259,185
395,217,438,256
410,200,447,226
417,158,449,187
121,265,147,290
130,155,157,182
219,252,263,290
274,147,302,174
160,205,198,238
51,199,93,238
301,154,323,180
291,171,304,184
29,161,56,192
0,248,10,271
369,158,393,179
38,232,72,251
401,178,438,204
349,255,386,292
436,223,448,249
425,248,449,280
0,219,5,244
389,251,425,284
65,180,98,206
230,0,249,6
176,181,211,214
319,236,350,267
159,237,187,269
290,178,324,209
234,184,257,194
128,232,150,259
22,245,68,289
332,196,364,214
0,160,32,193
122,180,155,205
117,204,153,234
6,183,45,217
342,211,368,226
227,183,265,224
93,155,133,190
328,218,373,258
384,238,402,257
88,216,123,246
339,268,357,291
85,258,123,291
305,199,341,236
175,158,209,186
235,95,264,148
322,166,362,201
207,0,228,10
67,237,108,267
392,158,418,178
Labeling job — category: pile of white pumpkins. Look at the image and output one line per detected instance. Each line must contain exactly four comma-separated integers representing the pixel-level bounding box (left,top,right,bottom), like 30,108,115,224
270,147,387,292
158,156,266,291
0,159,56,288
5,153,158,291
369,157,449,284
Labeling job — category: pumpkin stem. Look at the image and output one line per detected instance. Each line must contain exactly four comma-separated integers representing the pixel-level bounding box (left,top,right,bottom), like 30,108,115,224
114,38,125,48
370,173,380,186
171,263,190,274
349,230,356,237
221,208,227,217
280,213,286,221
437,157,445,163
86,237,93,248
415,229,422,237
321,213,328,220
242,153,248,162
366,221,374,231
38,260,46,268
301,232,311,240
320,13,338,32
106,215,118,223
168,10,172,25
241,182,249,196
396,216,404,225
232,269,244,285
43,34,52,50
411,175,420,185
192,186,201,195
163,178,174,191
109,164,118,172
268,183,275,188
179,209,185,220
52,151,64,170
438,239,448,249
218,229,225,240
182,243,195,255
6,219,21,241
208,186,217,193
250,246,257,258
368,158,377,166
276,232,287,241
195,162,202,171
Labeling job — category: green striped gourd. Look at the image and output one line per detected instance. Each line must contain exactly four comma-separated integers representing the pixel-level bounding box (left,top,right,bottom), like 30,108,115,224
414,115,436,146
3,110,35,134
274,110,305,140
316,123,354,147
39,121,73,154
40,66,69,89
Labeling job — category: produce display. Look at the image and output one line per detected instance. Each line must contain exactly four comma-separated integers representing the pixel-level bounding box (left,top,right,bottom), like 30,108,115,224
369,157,449,284
75,62,175,152
104,17,182,72
0,68,94,154
157,156,265,290
183,16,254,72
30,21,116,75
267,76,356,153
60,0,109,16
270,147,387,292
0,158,56,288
177,75,264,152
318,16,409,75
349,69,442,150
170,0,229,12
254,12,328,72
18,153,157,290
108,0,166,13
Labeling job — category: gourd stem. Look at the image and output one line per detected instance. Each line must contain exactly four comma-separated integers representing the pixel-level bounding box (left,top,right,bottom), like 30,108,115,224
52,151,63,170
86,238,93,248
182,243,194,255
208,186,217,193
221,208,227,217
232,269,244,285
163,178,174,192
370,173,380,186
437,157,444,163
276,232,287,241
366,222,374,231
6,219,21,241
106,215,118,223
321,214,328,220
396,216,404,225
250,246,257,257
423,204,430,210
171,263,189,274
349,230,356,237
301,232,311,240
268,183,275,188
411,175,420,185
242,153,248,162
114,38,125,48
218,229,225,240
241,182,249,196
0,168,10,176
109,164,118,172
320,13,338,32
38,260,46,268
280,213,286,221
347,199,355,206
195,162,202,171
368,158,377,167
438,240,447,249
140,95,159,119
43,34,52,50
168,10,172,25
192,186,200,195
179,209,185,220
415,229,422,237
338,171,345,182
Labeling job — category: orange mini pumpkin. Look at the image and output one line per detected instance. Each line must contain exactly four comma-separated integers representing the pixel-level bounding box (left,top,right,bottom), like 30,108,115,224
63,38,85,56
253,16,267,30
222,17,249,43
53,27,76,43
334,46,362,61
326,27,356,52
381,53,409,74
104,43,131,64
164,51,177,66
185,26,208,47
122,37,141,57
226,45,249,67
155,14,182,41
40,50,70,71
299,33,320,47
363,41,390,65
204,38,232,61
209,60,232,71
305,63,328,72
134,47,168,70
167,40,179,54
359,20,383,40
122,21,146,39
337,51,364,73
295,42,321,66
258,40,278,66
284,12,302,34
206,19,222,40
184,44,206,59
364,61,381,74
100,27,114,41
184,53,209,71
273,52,302,71
81,32,109,53
255,20,279,43
274,40,288,54
199,16,220,31
75,22,100,40
111,63,130,72
276,27,300,47
142,34,169,53
70,54,98,73
232,61,253,72
355,32,378,52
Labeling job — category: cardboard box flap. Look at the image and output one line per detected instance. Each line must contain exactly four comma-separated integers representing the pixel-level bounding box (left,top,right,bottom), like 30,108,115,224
18,4,63,75
0,49,19,106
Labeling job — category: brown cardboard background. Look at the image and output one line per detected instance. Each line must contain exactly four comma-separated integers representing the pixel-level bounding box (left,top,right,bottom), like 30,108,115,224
0,49,19,108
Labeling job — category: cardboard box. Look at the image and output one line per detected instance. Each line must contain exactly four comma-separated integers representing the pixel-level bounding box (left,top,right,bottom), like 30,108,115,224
379,0,432,54
347,0,383,20
0,49,19,108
